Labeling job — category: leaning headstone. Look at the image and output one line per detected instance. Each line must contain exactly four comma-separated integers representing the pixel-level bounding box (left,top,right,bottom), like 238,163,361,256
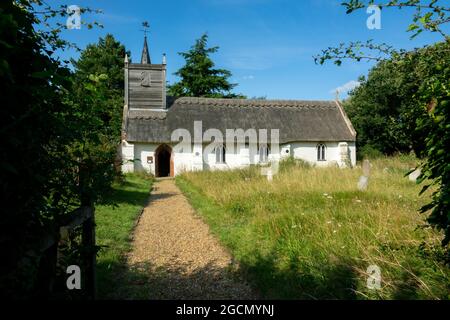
358,176,369,191
339,142,352,168
408,168,421,182
266,168,273,182
358,159,371,191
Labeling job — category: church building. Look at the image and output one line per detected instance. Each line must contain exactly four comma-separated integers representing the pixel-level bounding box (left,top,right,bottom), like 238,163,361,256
121,36,357,177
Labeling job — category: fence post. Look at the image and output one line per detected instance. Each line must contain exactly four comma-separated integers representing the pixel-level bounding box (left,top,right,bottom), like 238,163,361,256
82,207,96,299
35,241,58,298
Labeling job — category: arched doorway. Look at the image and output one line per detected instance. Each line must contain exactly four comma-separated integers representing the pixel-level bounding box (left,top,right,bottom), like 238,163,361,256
155,144,174,177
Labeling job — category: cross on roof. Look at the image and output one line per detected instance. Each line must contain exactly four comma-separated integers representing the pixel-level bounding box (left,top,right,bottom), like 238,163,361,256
141,21,150,37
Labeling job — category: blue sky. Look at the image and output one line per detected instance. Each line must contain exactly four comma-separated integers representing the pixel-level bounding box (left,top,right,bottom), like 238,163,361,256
57,0,446,100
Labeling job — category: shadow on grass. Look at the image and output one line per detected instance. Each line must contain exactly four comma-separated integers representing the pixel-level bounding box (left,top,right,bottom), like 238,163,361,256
96,179,255,300
97,249,360,300
391,266,422,300
97,259,256,300
239,250,359,300
100,189,179,207
97,177,364,300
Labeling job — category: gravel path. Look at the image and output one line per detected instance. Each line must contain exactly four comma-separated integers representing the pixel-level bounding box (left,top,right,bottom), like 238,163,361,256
127,179,256,300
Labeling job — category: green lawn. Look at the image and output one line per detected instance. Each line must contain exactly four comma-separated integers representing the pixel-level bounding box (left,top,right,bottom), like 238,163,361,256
176,156,450,300
95,173,153,299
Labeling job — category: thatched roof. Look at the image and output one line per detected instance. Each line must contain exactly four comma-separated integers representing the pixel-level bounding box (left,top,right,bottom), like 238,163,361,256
124,97,356,144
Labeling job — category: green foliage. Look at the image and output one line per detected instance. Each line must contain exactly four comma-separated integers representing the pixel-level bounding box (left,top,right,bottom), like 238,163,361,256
177,157,449,299
358,145,384,159
21,0,103,53
414,40,450,249
317,0,450,253
314,40,397,66
315,1,449,66
344,42,449,155
62,73,119,206
0,0,120,298
342,0,450,39
0,0,75,298
279,156,312,173
71,34,128,136
96,174,153,299
168,34,245,98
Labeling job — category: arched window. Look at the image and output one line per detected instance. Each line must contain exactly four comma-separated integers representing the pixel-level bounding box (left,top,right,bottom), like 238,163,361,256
259,145,270,163
215,144,226,164
317,144,326,161
245,136,250,148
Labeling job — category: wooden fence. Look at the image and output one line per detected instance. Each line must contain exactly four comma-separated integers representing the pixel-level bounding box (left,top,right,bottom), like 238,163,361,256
35,206,96,299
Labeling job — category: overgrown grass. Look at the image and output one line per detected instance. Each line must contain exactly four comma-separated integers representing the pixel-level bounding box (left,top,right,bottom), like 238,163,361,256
177,155,450,300
95,173,153,299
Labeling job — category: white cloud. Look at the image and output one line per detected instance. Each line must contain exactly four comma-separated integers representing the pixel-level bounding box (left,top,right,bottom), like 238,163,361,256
331,80,361,96
242,75,255,80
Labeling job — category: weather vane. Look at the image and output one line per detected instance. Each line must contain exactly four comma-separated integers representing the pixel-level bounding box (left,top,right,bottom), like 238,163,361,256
141,21,150,37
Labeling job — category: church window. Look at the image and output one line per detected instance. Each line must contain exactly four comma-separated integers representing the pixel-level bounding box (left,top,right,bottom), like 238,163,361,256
317,144,326,161
259,145,270,163
215,145,226,164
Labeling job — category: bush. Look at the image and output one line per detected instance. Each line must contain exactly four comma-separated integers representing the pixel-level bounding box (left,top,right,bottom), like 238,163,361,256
359,145,384,160
279,156,312,173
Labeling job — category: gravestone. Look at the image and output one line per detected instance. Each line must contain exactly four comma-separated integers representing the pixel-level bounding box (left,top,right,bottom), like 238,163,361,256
358,176,369,191
362,159,371,176
358,159,371,191
339,142,351,168
266,168,273,182
408,168,421,182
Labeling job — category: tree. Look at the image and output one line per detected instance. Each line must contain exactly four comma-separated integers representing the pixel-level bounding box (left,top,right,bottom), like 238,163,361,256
62,73,120,206
71,34,129,139
414,42,450,254
314,1,449,66
0,0,117,298
0,0,75,297
315,0,450,252
168,34,245,98
344,41,449,157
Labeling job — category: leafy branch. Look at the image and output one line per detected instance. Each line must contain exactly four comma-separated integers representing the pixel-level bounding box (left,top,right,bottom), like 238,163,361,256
18,0,103,54
314,40,398,65
343,0,449,38
315,1,449,65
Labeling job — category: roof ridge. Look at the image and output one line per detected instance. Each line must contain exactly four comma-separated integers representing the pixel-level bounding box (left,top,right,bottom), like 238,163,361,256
174,97,336,108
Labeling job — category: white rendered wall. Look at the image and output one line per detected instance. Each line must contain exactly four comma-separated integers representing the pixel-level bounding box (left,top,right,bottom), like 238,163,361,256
290,141,356,167
175,144,196,175
133,143,159,174
121,140,135,173
131,142,196,176
291,142,340,166
122,141,357,175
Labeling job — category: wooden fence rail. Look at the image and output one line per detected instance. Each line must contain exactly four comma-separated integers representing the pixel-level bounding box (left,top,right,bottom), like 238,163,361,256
35,206,96,299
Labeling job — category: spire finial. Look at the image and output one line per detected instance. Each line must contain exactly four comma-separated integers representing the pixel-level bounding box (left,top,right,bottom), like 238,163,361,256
140,21,151,64
141,21,150,37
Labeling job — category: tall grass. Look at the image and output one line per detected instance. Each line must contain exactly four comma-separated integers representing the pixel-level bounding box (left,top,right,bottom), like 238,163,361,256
177,156,449,299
